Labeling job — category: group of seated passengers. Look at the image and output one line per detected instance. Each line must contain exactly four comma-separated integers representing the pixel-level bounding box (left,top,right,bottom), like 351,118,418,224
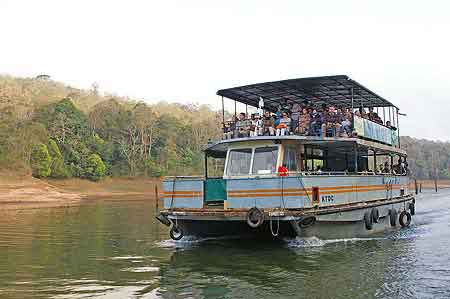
224,103,397,140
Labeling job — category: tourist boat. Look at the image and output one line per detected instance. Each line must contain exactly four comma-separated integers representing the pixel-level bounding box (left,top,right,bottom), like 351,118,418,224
156,75,415,240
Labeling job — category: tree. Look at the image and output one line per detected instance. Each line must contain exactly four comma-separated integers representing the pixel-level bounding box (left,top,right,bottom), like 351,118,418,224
30,143,51,178
48,139,69,178
84,153,106,181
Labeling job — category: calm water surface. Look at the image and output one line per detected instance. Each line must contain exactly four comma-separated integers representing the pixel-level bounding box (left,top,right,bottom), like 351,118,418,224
1,191,450,299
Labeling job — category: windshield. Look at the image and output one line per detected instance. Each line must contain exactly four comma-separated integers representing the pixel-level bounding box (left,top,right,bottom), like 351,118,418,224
252,147,278,175
226,149,252,176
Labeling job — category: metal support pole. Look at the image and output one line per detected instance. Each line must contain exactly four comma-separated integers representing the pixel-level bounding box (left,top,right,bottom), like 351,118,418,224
234,100,237,120
383,107,385,124
388,106,392,125
204,153,208,179
415,179,418,195
373,149,377,173
221,96,225,132
396,108,401,147
354,142,358,173
390,155,394,174
351,87,355,131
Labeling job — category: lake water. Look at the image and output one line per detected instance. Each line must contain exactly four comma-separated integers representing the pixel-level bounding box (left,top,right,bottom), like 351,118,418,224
1,190,450,299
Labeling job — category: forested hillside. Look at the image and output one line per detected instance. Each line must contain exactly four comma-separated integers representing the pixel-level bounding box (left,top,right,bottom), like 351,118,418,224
0,75,221,180
0,75,448,180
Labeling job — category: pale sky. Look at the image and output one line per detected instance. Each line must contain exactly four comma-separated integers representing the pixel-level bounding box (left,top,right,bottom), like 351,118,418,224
1,0,450,141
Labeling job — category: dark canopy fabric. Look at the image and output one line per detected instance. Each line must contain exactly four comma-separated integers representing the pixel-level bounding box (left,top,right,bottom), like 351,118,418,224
217,75,396,112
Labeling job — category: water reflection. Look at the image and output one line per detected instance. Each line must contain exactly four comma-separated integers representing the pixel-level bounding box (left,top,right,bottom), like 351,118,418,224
0,191,449,298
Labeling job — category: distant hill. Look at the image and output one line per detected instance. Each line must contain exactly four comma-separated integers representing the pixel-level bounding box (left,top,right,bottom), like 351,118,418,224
401,136,450,179
0,74,448,180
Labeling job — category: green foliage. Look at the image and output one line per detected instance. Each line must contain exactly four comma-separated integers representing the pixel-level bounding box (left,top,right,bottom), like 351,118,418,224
84,154,106,181
30,143,51,178
48,139,62,159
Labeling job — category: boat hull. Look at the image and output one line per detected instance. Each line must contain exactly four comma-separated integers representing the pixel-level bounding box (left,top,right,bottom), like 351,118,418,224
165,197,414,240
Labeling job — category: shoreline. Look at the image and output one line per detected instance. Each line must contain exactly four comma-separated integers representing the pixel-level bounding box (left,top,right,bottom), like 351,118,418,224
0,175,160,211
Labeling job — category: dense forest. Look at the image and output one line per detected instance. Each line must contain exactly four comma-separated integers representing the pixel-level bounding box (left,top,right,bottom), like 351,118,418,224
0,75,221,180
0,75,449,180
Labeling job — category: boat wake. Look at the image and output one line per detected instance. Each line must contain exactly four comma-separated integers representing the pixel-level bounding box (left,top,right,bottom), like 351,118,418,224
156,235,244,249
284,236,387,248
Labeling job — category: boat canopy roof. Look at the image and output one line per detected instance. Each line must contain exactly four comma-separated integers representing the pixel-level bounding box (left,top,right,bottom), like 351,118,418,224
217,75,397,112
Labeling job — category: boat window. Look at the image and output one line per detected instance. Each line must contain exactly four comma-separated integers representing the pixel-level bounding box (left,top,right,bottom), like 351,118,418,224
252,147,278,175
284,147,298,172
226,148,252,176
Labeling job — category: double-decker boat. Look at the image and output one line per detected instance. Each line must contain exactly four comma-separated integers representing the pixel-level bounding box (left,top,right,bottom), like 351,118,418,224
156,75,415,240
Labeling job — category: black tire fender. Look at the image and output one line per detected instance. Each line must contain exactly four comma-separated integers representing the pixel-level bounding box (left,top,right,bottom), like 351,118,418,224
299,215,316,228
399,211,412,228
371,208,380,223
169,225,184,240
246,207,264,228
388,209,397,227
409,202,415,216
364,211,373,230
156,214,171,226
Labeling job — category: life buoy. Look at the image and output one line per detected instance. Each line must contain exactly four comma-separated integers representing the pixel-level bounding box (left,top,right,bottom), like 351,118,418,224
399,211,412,228
299,215,316,228
371,208,380,223
246,207,265,228
409,202,415,216
364,211,373,230
170,225,184,240
388,209,397,227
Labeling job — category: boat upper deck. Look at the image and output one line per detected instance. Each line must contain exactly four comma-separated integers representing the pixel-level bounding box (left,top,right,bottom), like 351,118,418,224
206,135,407,157
217,75,402,152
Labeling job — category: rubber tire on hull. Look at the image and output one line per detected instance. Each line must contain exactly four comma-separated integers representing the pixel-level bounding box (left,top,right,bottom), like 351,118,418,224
371,208,380,223
389,209,397,227
364,211,373,230
409,202,416,216
170,226,184,240
299,216,316,228
246,207,264,228
399,211,412,228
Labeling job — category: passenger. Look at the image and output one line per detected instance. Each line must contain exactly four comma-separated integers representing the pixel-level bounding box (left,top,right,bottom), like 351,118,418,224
368,107,379,122
250,114,263,136
290,103,301,133
383,161,390,173
358,107,368,119
344,108,353,122
309,109,324,136
322,106,341,137
297,108,311,135
385,121,397,131
341,114,352,137
235,112,250,138
262,111,275,136
223,116,237,139
393,157,406,175
276,112,291,136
